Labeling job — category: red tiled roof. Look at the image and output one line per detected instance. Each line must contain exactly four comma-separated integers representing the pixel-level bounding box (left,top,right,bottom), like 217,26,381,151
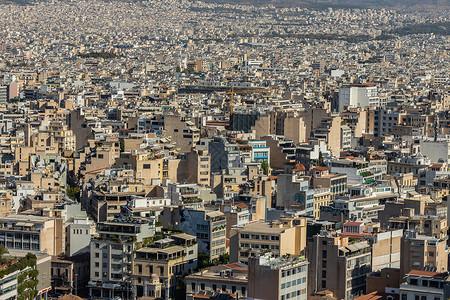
292,163,306,172
312,166,329,171
354,291,398,300
236,203,249,209
408,270,447,278
344,222,363,226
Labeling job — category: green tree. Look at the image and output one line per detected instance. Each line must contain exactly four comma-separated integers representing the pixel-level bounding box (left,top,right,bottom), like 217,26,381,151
119,139,125,152
67,186,80,201
261,160,269,175
197,253,210,270
174,277,186,300
218,253,229,264
318,151,324,167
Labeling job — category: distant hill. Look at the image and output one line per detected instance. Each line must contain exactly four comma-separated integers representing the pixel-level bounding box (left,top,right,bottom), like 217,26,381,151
1,0,449,9
199,0,450,10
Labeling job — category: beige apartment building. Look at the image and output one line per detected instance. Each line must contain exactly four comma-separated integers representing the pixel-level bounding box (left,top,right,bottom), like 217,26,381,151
180,148,210,185
0,214,64,256
307,234,372,300
133,234,197,299
230,215,307,264
400,232,448,279
248,253,308,300
314,187,331,220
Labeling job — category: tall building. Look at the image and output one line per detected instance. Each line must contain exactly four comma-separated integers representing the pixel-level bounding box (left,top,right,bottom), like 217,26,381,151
0,85,9,104
0,252,51,300
399,270,449,300
400,231,448,279
338,83,379,112
248,253,308,300
88,218,155,299
186,262,248,299
230,216,307,264
307,234,372,300
133,233,197,299
161,208,227,261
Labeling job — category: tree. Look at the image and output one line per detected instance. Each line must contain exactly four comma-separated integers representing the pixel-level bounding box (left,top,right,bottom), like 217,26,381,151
261,160,269,175
318,151,324,167
119,139,125,152
197,253,210,270
174,277,186,300
218,253,229,264
67,186,80,201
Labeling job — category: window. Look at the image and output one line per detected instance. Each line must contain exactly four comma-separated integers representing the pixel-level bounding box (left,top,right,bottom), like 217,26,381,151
322,260,327,268
95,252,99,258
241,287,246,295
401,295,407,300
322,270,326,278
95,272,99,277
322,280,326,288
201,283,205,290
322,250,327,259
95,262,99,267
191,283,195,291
98,154,104,159
143,164,151,169
212,285,217,291
222,285,226,291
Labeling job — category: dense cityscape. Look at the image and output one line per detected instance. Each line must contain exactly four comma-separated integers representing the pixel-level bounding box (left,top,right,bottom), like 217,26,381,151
0,0,449,299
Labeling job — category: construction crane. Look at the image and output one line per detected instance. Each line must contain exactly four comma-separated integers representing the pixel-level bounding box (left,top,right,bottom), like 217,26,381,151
218,87,274,115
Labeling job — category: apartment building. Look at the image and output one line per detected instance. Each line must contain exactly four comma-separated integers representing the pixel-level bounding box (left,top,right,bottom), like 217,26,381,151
133,233,197,299
400,231,448,279
248,253,308,300
186,262,248,299
88,218,155,299
313,188,332,220
230,216,307,264
0,214,64,256
276,173,313,213
0,252,51,300
311,166,347,197
87,190,138,222
338,83,379,112
307,234,372,300
161,208,226,261
399,270,449,300
311,116,342,157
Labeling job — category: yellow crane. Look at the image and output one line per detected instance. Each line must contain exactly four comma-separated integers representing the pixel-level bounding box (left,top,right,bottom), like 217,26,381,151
218,87,274,115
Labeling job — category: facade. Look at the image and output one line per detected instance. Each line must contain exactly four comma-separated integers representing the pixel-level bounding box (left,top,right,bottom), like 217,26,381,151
400,231,448,279
0,252,51,300
186,262,248,299
88,218,155,299
399,270,448,300
248,253,308,300
0,214,64,256
307,234,372,300
230,216,307,264
161,208,226,261
338,83,379,112
133,233,197,299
